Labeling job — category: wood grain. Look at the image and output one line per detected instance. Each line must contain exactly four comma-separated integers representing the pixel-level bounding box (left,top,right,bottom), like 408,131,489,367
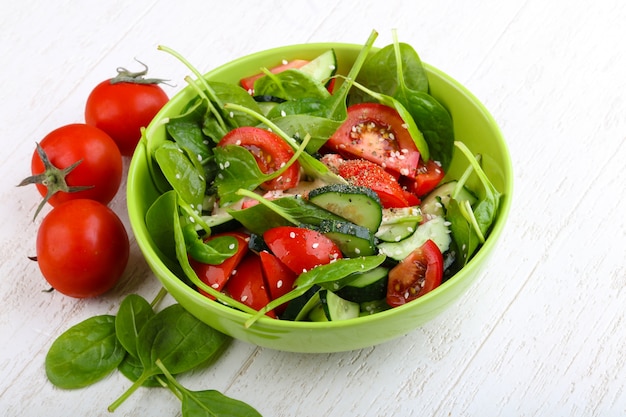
1,0,624,416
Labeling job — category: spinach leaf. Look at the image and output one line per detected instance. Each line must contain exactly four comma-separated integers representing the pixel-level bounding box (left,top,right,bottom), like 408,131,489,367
45,315,126,389
447,141,502,264
352,41,429,102
155,359,263,417
108,304,229,412
228,195,344,235
268,114,342,153
166,98,213,162
390,36,454,170
137,304,228,375
154,141,206,209
171,196,259,315
180,390,263,417
212,145,269,204
245,255,386,327
254,68,330,101
115,294,155,358
146,190,179,262
118,354,163,388
182,223,239,264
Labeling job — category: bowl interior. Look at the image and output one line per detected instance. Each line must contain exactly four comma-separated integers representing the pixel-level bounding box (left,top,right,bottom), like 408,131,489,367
127,43,513,353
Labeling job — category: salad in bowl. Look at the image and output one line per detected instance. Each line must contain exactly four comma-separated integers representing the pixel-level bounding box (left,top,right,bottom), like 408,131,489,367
127,30,512,352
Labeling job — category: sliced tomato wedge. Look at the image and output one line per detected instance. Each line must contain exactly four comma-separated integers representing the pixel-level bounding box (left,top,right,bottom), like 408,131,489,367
190,232,249,299
259,250,297,315
325,103,421,178
263,226,343,274
386,239,443,307
218,126,300,191
240,59,309,93
336,158,409,208
403,158,446,197
224,252,276,318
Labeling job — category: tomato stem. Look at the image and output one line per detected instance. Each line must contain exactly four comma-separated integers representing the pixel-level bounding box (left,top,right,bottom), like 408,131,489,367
110,58,169,85
17,142,93,220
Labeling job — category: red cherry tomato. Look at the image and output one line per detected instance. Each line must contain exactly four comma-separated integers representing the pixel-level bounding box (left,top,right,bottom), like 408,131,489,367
386,239,443,307
325,103,421,178
85,75,168,156
26,124,123,214
224,253,276,318
240,59,309,94
263,226,343,274
218,126,300,190
259,250,297,315
36,199,129,298
337,159,410,208
402,159,446,197
190,232,249,298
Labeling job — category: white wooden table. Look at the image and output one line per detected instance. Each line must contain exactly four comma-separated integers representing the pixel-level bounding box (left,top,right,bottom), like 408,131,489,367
1,1,624,416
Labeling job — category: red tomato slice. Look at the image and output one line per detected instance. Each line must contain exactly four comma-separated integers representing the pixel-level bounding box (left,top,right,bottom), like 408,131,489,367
326,103,421,177
190,232,249,298
259,250,297,315
218,126,300,191
386,239,443,307
240,59,309,93
403,159,446,197
263,226,343,274
224,252,276,318
337,159,409,208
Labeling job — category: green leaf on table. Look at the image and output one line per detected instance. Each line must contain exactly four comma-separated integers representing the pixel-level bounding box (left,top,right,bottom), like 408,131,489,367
180,389,263,417
115,294,155,358
45,315,126,389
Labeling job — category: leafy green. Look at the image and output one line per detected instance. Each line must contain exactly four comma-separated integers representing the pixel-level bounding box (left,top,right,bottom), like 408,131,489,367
115,294,155,358
182,223,239,264
255,68,331,101
108,304,229,412
45,315,126,389
446,141,502,264
156,359,263,417
228,194,345,235
154,141,206,209
245,255,386,327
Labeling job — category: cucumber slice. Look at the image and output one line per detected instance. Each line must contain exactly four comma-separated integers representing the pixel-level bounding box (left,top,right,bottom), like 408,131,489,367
299,49,337,86
359,299,391,316
421,181,477,218
375,206,422,242
317,219,377,257
337,266,388,303
307,184,383,232
308,290,359,322
377,215,451,261
280,285,321,321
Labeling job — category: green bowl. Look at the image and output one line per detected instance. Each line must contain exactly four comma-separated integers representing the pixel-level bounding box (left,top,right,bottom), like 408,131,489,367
127,43,513,353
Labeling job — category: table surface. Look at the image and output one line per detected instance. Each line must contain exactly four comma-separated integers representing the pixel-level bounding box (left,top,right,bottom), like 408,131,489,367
1,1,625,416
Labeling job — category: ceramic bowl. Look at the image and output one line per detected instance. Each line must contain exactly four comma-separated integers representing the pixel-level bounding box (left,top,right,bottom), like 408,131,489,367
127,42,513,353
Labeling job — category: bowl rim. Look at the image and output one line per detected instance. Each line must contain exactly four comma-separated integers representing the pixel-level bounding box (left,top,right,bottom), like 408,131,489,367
128,41,514,330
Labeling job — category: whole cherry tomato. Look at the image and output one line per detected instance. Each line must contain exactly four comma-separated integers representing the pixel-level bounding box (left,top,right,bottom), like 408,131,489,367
20,123,123,219
36,199,130,298
85,63,169,156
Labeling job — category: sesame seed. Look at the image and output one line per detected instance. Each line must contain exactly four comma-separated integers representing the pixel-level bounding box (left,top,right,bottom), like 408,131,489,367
280,110,287,117
175,173,181,179
224,161,230,168
282,59,288,65
312,242,320,249
241,295,248,302
235,139,242,146
355,248,361,254
229,111,234,118
277,280,283,288
211,283,219,289
289,231,296,238
228,243,236,250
